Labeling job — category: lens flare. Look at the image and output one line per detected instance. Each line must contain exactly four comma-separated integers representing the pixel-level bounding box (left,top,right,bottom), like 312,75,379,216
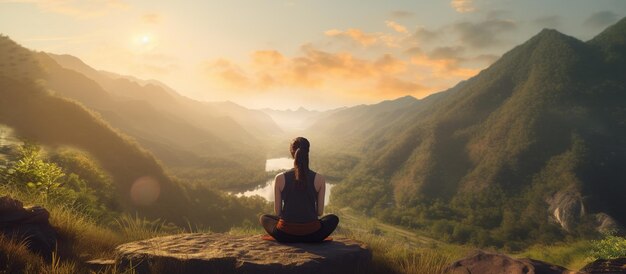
130,176,160,206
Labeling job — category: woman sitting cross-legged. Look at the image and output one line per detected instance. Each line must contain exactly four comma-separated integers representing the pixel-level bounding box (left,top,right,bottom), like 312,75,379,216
259,137,339,243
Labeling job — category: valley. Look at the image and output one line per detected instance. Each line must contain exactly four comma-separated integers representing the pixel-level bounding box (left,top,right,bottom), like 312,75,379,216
0,5,625,273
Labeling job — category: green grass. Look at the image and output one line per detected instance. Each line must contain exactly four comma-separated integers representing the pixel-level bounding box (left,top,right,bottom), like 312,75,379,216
515,241,594,270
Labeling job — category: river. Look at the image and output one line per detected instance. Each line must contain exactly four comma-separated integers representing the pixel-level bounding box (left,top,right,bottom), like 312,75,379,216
236,157,333,205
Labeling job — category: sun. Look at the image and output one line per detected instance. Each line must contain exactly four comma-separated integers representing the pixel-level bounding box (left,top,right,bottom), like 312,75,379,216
140,35,150,44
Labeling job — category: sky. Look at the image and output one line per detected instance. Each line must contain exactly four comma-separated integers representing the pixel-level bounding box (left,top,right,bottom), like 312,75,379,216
1,0,625,110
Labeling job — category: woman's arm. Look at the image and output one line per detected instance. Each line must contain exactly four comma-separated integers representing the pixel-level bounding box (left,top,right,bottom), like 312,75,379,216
315,174,326,216
274,173,285,216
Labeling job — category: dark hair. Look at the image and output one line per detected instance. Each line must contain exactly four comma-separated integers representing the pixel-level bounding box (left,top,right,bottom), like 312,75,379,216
290,137,310,186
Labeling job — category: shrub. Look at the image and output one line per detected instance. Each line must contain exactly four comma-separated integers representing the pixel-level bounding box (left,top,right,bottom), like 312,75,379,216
589,232,626,260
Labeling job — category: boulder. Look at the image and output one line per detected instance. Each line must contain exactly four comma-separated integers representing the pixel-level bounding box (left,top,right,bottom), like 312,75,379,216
594,214,625,235
115,233,371,274
580,258,626,273
0,196,56,257
547,189,585,232
443,250,577,274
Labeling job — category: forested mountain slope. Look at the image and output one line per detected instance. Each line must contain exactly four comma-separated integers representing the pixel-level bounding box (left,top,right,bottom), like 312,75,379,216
0,35,265,228
330,18,626,247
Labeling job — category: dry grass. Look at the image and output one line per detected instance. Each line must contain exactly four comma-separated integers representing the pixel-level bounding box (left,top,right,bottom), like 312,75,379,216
115,213,180,242
0,234,45,273
338,228,464,274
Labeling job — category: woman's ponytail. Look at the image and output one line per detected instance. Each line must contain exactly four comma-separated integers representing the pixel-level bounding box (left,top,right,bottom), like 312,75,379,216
290,137,310,188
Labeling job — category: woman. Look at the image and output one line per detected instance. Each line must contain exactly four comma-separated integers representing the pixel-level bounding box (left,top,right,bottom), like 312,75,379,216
259,137,339,243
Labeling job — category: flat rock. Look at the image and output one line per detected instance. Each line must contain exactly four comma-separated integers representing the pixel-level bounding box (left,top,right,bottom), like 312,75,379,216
443,250,578,274
115,233,371,274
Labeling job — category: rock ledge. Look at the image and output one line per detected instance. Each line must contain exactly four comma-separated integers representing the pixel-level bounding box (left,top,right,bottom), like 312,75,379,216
115,233,371,274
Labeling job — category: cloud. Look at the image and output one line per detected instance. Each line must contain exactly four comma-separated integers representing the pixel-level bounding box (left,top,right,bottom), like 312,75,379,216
324,28,381,47
3,0,130,19
252,50,285,66
285,44,377,81
429,46,465,60
142,13,161,24
390,10,414,19
451,0,475,13
452,18,517,48
408,46,479,79
325,21,409,48
204,45,431,97
584,11,620,29
404,47,423,56
374,54,407,74
385,20,408,33
204,17,506,100
405,26,440,46
534,15,561,28
204,59,252,89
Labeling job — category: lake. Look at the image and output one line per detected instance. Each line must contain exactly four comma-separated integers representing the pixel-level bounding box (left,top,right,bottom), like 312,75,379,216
236,157,333,205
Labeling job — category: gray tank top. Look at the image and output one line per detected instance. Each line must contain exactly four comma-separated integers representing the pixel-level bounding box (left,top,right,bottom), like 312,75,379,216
280,169,318,223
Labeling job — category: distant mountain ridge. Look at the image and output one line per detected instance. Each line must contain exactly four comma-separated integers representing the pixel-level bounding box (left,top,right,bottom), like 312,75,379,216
260,106,344,132
40,52,286,189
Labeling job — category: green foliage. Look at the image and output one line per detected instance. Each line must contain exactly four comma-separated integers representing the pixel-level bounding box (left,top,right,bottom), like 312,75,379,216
4,142,65,197
589,232,626,260
1,142,119,221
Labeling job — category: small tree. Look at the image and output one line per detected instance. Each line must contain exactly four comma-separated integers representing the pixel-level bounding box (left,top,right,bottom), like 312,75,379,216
5,142,65,198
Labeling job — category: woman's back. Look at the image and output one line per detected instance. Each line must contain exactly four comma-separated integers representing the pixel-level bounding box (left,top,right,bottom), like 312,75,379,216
259,136,338,243
281,169,318,223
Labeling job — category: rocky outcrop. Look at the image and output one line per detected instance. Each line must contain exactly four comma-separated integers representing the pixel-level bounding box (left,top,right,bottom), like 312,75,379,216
548,189,586,232
0,196,56,256
547,189,625,234
115,233,371,274
443,250,577,274
594,214,625,235
581,258,626,273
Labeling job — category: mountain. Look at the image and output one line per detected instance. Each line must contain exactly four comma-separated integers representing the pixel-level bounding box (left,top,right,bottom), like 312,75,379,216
37,52,284,189
329,18,626,246
260,107,342,132
0,35,265,228
0,35,184,219
47,53,281,146
303,89,461,155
